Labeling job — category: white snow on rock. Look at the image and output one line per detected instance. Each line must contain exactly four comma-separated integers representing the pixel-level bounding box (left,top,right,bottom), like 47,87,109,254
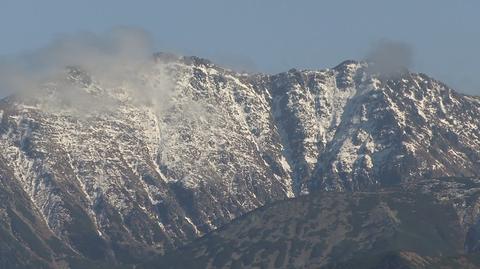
0,56,479,258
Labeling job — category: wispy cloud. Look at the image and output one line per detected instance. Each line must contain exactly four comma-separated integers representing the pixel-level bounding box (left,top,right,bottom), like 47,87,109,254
365,39,414,78
0,27,175,116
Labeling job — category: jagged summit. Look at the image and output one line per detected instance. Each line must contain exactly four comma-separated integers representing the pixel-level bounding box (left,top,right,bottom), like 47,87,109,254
333,59,364,69
0,56,479,267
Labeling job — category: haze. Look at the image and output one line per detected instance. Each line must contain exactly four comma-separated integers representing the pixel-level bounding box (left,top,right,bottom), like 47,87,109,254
1,0,479,95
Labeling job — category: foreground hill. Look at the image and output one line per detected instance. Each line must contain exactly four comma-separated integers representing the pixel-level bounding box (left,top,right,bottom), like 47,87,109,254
147,178,480,269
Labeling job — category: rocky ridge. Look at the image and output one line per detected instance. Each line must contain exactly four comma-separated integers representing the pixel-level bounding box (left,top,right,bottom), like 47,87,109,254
0,54,479,267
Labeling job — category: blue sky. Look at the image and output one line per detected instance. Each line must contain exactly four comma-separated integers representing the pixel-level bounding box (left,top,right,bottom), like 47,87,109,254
1,0,479,94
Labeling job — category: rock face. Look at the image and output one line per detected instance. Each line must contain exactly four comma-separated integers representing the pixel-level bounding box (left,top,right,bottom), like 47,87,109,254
0,55,479,267
264,61,480,191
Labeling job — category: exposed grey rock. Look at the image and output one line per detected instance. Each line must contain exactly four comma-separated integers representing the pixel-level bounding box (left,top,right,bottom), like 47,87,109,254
0,56,479,267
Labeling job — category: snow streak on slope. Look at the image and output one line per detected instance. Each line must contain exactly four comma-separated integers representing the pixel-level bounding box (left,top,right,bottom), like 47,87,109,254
0,56,294,263
0,56,479,266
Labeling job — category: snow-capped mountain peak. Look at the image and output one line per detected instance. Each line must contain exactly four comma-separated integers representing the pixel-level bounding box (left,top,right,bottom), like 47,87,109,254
0,55,479,266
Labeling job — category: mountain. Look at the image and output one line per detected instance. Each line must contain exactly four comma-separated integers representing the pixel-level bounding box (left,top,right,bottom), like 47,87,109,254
0,54,479,267
144,178,480,269
265,61,480,192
